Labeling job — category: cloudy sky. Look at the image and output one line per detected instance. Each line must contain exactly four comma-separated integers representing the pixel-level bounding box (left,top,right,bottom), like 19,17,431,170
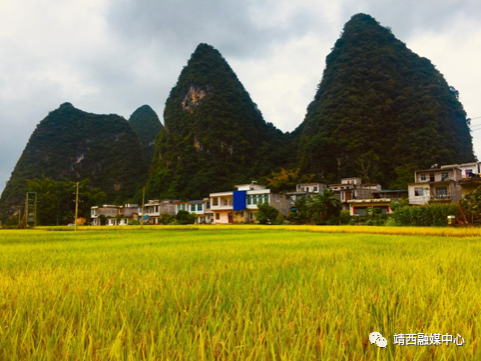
1,0,480,193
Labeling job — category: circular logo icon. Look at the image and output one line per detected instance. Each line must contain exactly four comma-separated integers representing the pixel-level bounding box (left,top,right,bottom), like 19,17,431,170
369,332,388,348
369,332,382,344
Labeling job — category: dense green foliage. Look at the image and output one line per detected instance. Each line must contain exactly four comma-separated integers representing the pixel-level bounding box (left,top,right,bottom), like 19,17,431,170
0,103,147,222
266,168,315,193
128,105,163,165
256,203,280,224
289,189,341,224
23,176,106,226
460,185,481,222
391,203,459,226
294,14,475,188
147,44,287,200
175,210,196,225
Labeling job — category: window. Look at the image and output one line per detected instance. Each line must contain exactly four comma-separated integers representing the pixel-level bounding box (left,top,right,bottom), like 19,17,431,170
197,204,202,211
354,207,367,215
215,213,220,220
313,187,318,192
253,195,258,204
212,198,218,206
190,205,196,212
420,174,426,181
429,173,435,182
436,186,448,199
247,195,251,205
441,172,449,181
206,202,210,209
414,188,424,197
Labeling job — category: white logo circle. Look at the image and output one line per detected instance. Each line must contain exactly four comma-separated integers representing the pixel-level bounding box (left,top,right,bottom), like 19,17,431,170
369,332,388,348
376,336,388,348
369,332,382,344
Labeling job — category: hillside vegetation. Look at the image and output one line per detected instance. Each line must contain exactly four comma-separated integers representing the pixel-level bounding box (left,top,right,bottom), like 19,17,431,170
294,14,474,188
147,44,287,200
129,105,163,165
0,103,147,221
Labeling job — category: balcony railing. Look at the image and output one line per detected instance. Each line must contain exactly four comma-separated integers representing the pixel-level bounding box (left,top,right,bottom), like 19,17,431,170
432,193,451,200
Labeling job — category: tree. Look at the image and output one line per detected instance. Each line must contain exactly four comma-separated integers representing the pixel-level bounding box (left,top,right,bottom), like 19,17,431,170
307,189,342,224
256,203,279,224
266,168,315,193
460,186,481,223
175,210,195,225
25,176,106,226
292,189,341,224
356,152,379,198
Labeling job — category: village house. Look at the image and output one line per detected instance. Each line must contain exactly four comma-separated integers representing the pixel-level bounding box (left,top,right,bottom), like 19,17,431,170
328,178,382,210
209,182,290,224
91,204,138,226
347,190,408,216
140,199,178,224
287,182,327,204
188,200,206,224
451,162,481,197
408,165,464,205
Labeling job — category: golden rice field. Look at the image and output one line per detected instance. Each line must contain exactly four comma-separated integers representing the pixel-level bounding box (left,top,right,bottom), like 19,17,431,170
1,228,481,360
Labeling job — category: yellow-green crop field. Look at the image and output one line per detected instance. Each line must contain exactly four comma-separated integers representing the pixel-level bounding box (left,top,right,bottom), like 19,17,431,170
1,228,481,360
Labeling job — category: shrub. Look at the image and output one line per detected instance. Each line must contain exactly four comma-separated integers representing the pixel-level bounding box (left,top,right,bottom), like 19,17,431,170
275,213,285,225
175,211,195,225
98,214,107,226
160,213,176,225
128,219,140,225
256,203,279,225
391,204,459,227
339,210,351,225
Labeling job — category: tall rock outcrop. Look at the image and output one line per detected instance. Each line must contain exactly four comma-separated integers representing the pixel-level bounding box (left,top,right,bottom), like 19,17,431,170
129,105,163,165
0,103,147,220
294,14,475,187
147,43,286,199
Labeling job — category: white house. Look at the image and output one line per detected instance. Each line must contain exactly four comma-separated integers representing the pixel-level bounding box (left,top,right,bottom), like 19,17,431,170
209,182,291,224
408,166,463,205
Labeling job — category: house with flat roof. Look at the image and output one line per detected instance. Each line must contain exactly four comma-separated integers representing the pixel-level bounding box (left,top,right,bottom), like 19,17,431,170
408,165,463,205
287,183,328,204
140,200,178,224
328,178,381,210
209,182,290,224
91,204,138,226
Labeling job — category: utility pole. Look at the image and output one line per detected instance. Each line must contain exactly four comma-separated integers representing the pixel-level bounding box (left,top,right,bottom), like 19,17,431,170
141,186,145,230
34,192,37,227
74,182,79,232
25,192,29,227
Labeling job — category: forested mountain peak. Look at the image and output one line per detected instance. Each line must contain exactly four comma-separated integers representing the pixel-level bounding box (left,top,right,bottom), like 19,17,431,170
129,105,163,165
146,43,287,200
295,13,474,188
0,103,148,222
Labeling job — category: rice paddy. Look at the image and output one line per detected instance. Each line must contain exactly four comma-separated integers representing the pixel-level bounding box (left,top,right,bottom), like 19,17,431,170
1,228,480,360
